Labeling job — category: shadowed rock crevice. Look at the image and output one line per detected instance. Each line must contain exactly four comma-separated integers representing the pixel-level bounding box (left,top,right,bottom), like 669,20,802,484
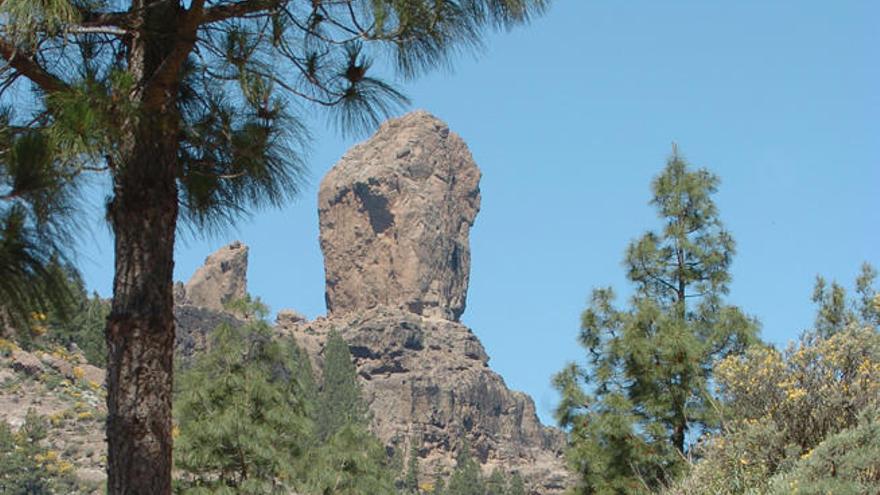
353,182,395,234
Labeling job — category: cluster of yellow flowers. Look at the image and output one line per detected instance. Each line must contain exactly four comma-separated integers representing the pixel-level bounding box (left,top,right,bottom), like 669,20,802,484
0,337,18,354
715,326,880,443
33,450,74,475
29,311,49,336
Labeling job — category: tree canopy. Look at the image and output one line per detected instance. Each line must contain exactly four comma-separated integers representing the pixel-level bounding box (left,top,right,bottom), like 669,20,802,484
554,149,758,494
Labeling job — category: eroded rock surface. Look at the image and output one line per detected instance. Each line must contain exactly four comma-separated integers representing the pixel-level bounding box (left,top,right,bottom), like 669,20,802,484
279,308,571,494
319,111,481,321
182,241,249,312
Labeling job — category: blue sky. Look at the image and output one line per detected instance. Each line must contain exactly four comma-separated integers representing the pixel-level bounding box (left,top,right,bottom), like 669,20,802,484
75,1,879,424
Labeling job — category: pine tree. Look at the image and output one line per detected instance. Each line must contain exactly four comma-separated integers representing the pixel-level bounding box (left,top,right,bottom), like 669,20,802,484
403,440,421,494
445,444,485,495
299,331,397,494
812,262,879,337
485,468,507,495
298,423,397,495
554,148,758,493
318,330,369,440
173,302,312,493
44,268,109,366
508,473,526,495
0,120,76,335
0,2,549,491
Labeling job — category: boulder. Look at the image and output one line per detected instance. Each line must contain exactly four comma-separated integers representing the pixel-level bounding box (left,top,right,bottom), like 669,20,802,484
318,111,481,321
10,349,44,376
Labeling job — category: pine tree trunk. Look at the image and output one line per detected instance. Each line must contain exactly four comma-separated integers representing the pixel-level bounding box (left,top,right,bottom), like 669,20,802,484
105,129,179,493
104,2,183,492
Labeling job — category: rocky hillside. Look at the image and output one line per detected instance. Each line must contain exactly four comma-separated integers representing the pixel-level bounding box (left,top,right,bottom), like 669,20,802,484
0,341,107,491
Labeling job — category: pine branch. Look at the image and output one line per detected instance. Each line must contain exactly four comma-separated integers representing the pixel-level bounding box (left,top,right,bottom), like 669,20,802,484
200,0,280,25
0,38,68,93
66,25,129,36
79,11,135,29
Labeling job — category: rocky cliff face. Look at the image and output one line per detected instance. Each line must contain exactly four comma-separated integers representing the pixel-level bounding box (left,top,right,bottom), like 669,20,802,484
174,242,249,358
319,111,480,322
180,241,249,312
278,308,570,493
299,111,571,493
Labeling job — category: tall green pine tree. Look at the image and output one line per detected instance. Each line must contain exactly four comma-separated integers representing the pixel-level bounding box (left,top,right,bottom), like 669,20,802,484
173,301,312,494
485,469,507,495
318,330,369,439
508,473,526,495
445,444,485,495
403,439,421,494
299,330,396,494
554,148,758,493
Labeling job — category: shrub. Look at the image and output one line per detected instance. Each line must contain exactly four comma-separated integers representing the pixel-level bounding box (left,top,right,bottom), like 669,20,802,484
715,326,880,452
0,409,79,494
767,408,880,495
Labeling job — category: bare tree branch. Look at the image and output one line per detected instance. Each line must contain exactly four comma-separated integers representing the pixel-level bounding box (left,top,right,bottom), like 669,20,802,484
200,0,279,25
0,38,68,93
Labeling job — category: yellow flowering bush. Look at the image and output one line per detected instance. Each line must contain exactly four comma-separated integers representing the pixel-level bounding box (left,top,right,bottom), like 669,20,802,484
766,408,880,495
717,326,880,451
665,326,880,495
663,417,793,495
0,337,18,356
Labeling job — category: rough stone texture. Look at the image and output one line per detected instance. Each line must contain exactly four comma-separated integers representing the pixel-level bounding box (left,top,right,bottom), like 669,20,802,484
11,348,44,376
276,309,307,326
182,241,249,312
319,111,481,322
277,308,572,494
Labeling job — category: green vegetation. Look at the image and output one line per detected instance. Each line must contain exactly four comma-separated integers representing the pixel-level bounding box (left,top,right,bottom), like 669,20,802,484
446,447,485,495
44,270,109,366
173,305,311,493
0,121,77,335
554,152,879,495
766,409,880,495
298,423,396,495
316,331,370,441
554,149,758,493
298,330,396,494
403,440,421,494
174,299,395,494
1,265,107,365
433,444,527,495
661,268,880,495
0,409,78,494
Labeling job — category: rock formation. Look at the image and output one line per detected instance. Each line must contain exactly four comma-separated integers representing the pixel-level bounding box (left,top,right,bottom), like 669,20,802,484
319,110,481,322
295,111,571,493
279,308,570,493
181,241,249,312
175,242,249,359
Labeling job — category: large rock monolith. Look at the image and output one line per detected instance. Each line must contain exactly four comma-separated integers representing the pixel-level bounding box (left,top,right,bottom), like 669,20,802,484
318,111,481,321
